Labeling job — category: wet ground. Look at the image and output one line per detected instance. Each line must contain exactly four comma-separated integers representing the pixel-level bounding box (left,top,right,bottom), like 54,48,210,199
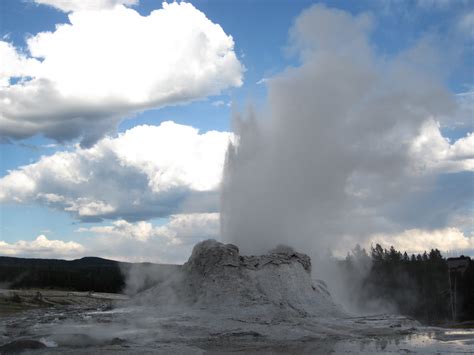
1,290,473,354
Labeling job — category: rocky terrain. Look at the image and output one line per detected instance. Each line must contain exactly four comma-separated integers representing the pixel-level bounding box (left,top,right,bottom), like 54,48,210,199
1,240,473,353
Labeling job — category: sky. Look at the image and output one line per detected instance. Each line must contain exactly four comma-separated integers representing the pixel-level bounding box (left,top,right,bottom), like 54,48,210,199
0,0,473,263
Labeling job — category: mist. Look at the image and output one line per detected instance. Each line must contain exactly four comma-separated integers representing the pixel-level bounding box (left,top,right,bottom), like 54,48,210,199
221,4,453,261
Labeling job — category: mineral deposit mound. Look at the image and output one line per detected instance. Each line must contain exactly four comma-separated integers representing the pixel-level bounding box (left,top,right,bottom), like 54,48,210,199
130,240,418,348
135,239,345,319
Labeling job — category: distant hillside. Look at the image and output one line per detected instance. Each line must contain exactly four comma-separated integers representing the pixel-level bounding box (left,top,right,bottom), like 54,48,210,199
0,256,179,294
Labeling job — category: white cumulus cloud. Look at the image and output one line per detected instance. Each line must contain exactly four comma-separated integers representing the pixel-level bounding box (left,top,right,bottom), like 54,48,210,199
78,220,156,242
156,213,220,245
34,0,138,12
0,121,232,221
77,213,219,263
0,2,243,146
410,119,474,173
78,212,219,244
0,235,85,259
0,213,219,262
0,42,41,87
368,227,474,255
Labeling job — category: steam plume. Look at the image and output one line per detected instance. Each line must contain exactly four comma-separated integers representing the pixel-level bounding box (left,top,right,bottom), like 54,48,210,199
221,5,454,259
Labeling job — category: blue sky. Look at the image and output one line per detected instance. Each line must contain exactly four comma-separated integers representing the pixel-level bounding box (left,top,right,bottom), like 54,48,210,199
0,0,472,262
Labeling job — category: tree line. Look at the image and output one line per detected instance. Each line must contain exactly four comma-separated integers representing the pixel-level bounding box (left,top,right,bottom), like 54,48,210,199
339,244,474,324
0,256,179,295
0,256,126,293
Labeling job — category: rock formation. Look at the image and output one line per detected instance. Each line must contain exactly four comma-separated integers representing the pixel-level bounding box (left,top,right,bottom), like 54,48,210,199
135,239,345,319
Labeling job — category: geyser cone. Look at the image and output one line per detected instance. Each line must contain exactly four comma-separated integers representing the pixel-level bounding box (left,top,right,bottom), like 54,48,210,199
135,239,345,319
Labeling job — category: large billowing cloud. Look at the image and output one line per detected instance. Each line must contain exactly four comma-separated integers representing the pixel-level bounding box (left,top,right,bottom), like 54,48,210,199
0,121,233,221
221,4,473,258
0,2,243,146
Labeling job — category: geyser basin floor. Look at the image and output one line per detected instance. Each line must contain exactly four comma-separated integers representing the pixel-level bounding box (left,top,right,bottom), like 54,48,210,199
2,305,474,354
1,241,473,353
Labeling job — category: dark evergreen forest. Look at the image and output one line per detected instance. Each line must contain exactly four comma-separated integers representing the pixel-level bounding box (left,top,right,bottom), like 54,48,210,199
339,244,474,324
0,256,127,293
